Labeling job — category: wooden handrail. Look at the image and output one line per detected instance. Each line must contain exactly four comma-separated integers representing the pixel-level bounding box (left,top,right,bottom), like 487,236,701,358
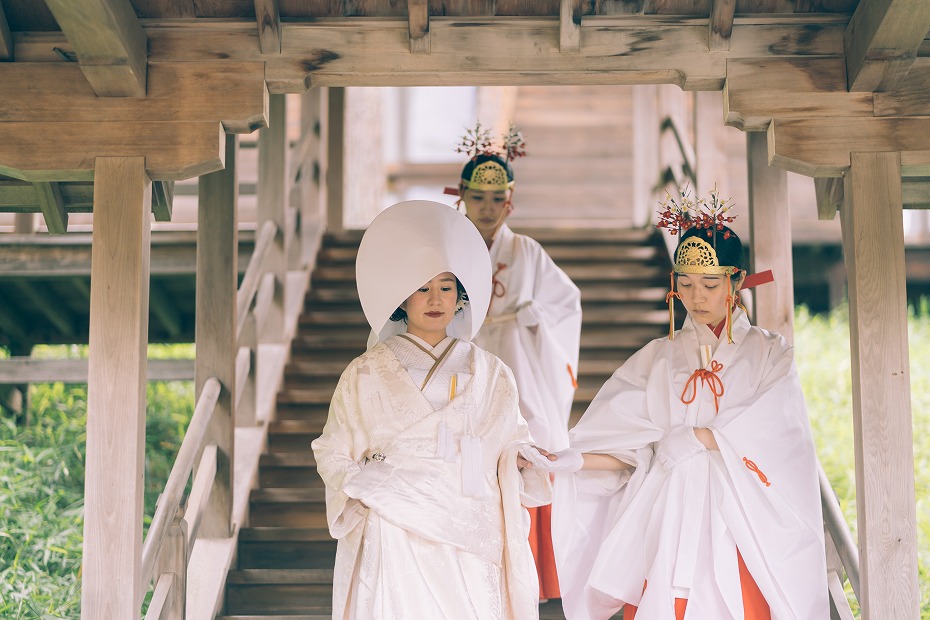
140,376,221,588
236,219,278,338
819,461,861,600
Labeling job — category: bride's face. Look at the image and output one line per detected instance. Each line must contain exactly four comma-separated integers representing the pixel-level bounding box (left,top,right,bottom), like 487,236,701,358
401,272,458,340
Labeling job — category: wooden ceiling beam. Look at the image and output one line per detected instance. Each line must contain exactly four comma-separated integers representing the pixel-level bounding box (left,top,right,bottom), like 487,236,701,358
844,0,930,92
873,57,930,117
767,117,930,177
0,121,225,182
724,58,874,132
559,0,581,52
0,62,268,134
708,0,735,51
32,181,69,234
408,0,430,53
43,0,147,97
152,180,174,222
255,0,281,54
0,1,13,61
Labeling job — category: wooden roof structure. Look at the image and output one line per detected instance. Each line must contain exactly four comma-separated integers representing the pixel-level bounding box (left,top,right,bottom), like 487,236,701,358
1,1,928,618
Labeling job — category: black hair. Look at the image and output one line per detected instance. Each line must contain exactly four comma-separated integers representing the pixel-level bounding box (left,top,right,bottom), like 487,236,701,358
389,277,470,323
677,225,746,275
459,153,514,185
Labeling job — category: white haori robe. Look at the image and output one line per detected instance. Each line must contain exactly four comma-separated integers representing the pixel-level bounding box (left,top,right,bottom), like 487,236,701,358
552,310,829,619
474,223,582,451
312,335,551,619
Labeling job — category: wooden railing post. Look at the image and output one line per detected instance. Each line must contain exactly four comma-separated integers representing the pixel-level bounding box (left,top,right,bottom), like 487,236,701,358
297,87,328,267
257,93,287,344
326,87,346,232
841,151,919,619
195,134,237,538
82,156,150,620
153,515,188,620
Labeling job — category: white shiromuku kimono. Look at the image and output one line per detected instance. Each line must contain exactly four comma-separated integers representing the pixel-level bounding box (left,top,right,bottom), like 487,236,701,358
312,334,551,619
553,310,829,619
474,223,582,451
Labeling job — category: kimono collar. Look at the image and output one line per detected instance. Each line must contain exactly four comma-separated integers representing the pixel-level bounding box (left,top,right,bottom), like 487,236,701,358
488,223,514,258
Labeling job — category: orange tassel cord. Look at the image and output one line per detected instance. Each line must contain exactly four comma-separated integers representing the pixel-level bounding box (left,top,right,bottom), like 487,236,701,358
743,457,771,487
680,360,725,413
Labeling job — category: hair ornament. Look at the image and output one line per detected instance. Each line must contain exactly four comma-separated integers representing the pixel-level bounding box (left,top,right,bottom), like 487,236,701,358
657,184,740,343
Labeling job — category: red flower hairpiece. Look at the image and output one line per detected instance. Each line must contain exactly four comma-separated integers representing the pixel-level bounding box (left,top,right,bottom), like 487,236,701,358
655,184,737,240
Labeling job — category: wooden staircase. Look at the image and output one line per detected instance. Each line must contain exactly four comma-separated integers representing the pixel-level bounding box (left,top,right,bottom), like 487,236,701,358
217,226,671,619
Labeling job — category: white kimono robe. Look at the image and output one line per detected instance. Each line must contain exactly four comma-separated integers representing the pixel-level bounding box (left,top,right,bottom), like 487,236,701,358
553,311,828,619
474,224,582,451
312,335,551,619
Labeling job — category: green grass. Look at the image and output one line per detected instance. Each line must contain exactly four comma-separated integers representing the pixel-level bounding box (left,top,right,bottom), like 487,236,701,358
2,314,929,617
0,346,194,619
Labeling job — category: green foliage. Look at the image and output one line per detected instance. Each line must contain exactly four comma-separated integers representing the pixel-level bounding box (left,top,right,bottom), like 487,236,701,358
796,304,930,618
0,350,194,618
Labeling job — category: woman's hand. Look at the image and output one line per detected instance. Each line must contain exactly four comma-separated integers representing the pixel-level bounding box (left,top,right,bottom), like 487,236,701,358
693,427,719,451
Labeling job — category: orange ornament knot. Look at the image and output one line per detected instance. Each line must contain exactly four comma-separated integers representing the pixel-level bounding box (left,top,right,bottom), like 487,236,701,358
491,262,507,299
680,360,725,413
743,457,771,487
567,364,578,389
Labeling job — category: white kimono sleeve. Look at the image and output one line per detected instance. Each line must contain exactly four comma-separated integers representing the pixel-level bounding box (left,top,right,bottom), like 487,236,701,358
310,363,369,539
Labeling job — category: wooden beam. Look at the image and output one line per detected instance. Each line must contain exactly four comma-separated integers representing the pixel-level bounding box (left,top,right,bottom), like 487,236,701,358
708,0,735,51
873,57,930,117
8,280,76,339
841,151,919,618
13,213,36,234
0,62,268,134
0,0,13,61
254,0,281,54
559,0,581,52
0,357,195,384
845,0,930,92
767,117,930,177
814,177,843,220
148,280,182,339
151,180,174,222
152,18,833,92
0,121,226,182
195,134,238,538
81,156,150,619
32,181,68,234
724,58,874,132
408,0,430,54
43,0,147,97
747,131,793,343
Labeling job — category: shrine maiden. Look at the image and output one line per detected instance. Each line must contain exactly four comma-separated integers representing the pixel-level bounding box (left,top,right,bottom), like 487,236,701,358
526,193,828,619
311,200,551,619
452,124,582,599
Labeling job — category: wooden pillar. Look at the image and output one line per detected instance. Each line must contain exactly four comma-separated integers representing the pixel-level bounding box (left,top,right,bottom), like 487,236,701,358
298,87,328,267
746,131,794,342
326,87,346,232
13,213,36,234
841,151,919,619
257,94,287,342
196,134,237,538
631,85,659,228
81,157,151,619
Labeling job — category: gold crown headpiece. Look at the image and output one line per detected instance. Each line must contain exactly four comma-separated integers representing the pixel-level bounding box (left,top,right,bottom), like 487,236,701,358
656,185,743,343
456,122,526,192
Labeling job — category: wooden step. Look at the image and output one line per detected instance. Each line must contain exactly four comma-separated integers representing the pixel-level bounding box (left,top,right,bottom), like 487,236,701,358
274,402,329,421
227,568,334,585
238,528,336,569
249,490,329,528
225,583,333,616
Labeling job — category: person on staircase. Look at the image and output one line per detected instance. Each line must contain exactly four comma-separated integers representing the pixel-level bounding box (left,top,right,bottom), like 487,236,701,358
446,123,582,603
523,189,828,619
311,200,552,619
